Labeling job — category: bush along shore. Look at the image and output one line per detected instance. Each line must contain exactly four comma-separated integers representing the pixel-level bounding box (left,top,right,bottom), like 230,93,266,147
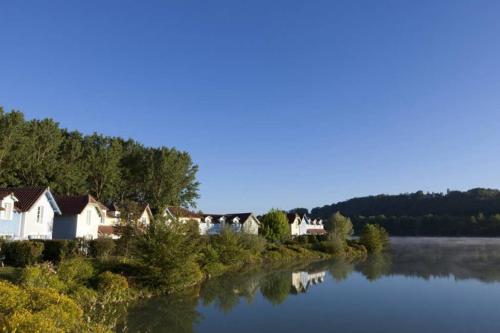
0,211,388,332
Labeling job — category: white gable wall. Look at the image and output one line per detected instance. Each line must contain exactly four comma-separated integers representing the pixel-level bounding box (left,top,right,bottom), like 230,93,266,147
242,216,259,235
20,192,55,239
290,217,301,236
139,209,151,226
75,205,101,239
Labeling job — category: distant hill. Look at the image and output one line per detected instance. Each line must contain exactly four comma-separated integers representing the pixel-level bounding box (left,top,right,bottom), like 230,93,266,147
309,188,500,236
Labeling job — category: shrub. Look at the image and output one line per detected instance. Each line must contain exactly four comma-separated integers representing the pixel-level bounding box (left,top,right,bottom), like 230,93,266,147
316,234,347,257
89,238,116,258
359,224,390,253
58,258,95,289
2,241,44,267
259,209,290,242
132,219,203,292
41,239,79,262
20,262,66,291
0,280,88,332
209,228,248,266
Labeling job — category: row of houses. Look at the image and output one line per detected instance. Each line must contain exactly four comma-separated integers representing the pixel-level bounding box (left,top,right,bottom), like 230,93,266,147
0,186,325,240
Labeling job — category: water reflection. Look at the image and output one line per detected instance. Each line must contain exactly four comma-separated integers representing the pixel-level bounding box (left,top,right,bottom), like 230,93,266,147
124,237,500,333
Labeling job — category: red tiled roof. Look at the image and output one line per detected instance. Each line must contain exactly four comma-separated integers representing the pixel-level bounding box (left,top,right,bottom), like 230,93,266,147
98,225,116,236
167,206,201,218
56,195,103,215
307,229,327,235
0,187,47,212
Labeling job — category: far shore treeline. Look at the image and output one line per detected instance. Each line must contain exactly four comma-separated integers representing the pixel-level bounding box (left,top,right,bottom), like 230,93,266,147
0,107,199,213
308,189,500,236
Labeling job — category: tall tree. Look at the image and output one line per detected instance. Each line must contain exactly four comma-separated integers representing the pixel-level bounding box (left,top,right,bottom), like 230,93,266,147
12,118,62,186
0,109,25,186
144,147,200,213
83,134,123,201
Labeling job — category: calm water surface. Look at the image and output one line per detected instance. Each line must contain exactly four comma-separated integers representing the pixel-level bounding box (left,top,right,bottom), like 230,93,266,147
125,237,500,333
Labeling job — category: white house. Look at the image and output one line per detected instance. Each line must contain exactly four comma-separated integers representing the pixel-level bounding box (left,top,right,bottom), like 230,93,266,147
165,206,260,235
137,204,153,227
0,187,61,240
201,213,260,235
290,213,326,236
53,195,105,240
291,270,327,293
287,213,302,236
305,216,326,235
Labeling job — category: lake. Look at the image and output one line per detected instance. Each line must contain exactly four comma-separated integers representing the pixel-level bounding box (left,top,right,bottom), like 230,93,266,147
124,237,500,333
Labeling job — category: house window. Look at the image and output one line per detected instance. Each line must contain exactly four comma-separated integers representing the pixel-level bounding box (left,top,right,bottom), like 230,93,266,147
4,203,12,220
36,206,44,224
141,217,147,225
86,210,92,225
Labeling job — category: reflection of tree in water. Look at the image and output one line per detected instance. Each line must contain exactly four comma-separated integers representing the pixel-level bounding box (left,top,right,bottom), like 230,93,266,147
328,260,355,282
200,271,261,312
123,289,201,333
260,271,292,305
357,254,392,281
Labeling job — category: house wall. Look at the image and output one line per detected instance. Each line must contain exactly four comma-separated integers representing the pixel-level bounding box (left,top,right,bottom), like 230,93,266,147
53,216,78,240
138,210,151,226
75,205,101,239
299,216,309,236
0,196,22,239
242,216,259,235
290,218,301,236
20,192,55,240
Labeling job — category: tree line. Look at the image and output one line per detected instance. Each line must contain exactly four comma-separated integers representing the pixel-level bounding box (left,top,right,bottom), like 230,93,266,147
0,107,200,212
308,189,500,236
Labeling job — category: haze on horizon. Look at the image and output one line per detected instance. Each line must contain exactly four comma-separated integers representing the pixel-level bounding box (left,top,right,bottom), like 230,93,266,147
1,0,499,214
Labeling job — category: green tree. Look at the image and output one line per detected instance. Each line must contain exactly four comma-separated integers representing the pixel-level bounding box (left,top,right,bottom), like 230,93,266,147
259,209,290,242
143,147,200,211
83,134,123,201
359,224,389,254
12,118,62,186
0,109,25,186
132,217,203,293
53,130,88,195
328,211,353,238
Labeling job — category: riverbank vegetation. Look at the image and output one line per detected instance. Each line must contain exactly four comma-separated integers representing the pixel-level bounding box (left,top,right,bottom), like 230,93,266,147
0,211,389,332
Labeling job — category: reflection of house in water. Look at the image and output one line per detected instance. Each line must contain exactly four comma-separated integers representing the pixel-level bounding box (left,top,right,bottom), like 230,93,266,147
291,271,326,293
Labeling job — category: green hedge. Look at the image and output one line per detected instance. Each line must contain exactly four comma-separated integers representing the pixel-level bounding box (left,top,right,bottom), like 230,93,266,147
89,238,116,258
40,240,80,262
2,241,44,267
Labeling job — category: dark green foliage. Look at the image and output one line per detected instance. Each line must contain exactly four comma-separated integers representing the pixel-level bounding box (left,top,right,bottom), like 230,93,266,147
311,188,500,236
2,241,44,267
0,108,200,210
89,238,116,258
40,240,79,262
259,209,290,242
288,208,309,216
359,224,389,254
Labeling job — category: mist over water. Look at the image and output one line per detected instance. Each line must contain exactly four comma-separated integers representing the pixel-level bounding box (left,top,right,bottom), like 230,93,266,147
124,238,500,333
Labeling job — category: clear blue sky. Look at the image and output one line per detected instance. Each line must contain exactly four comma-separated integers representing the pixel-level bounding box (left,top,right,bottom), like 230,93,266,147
1,1,500,214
